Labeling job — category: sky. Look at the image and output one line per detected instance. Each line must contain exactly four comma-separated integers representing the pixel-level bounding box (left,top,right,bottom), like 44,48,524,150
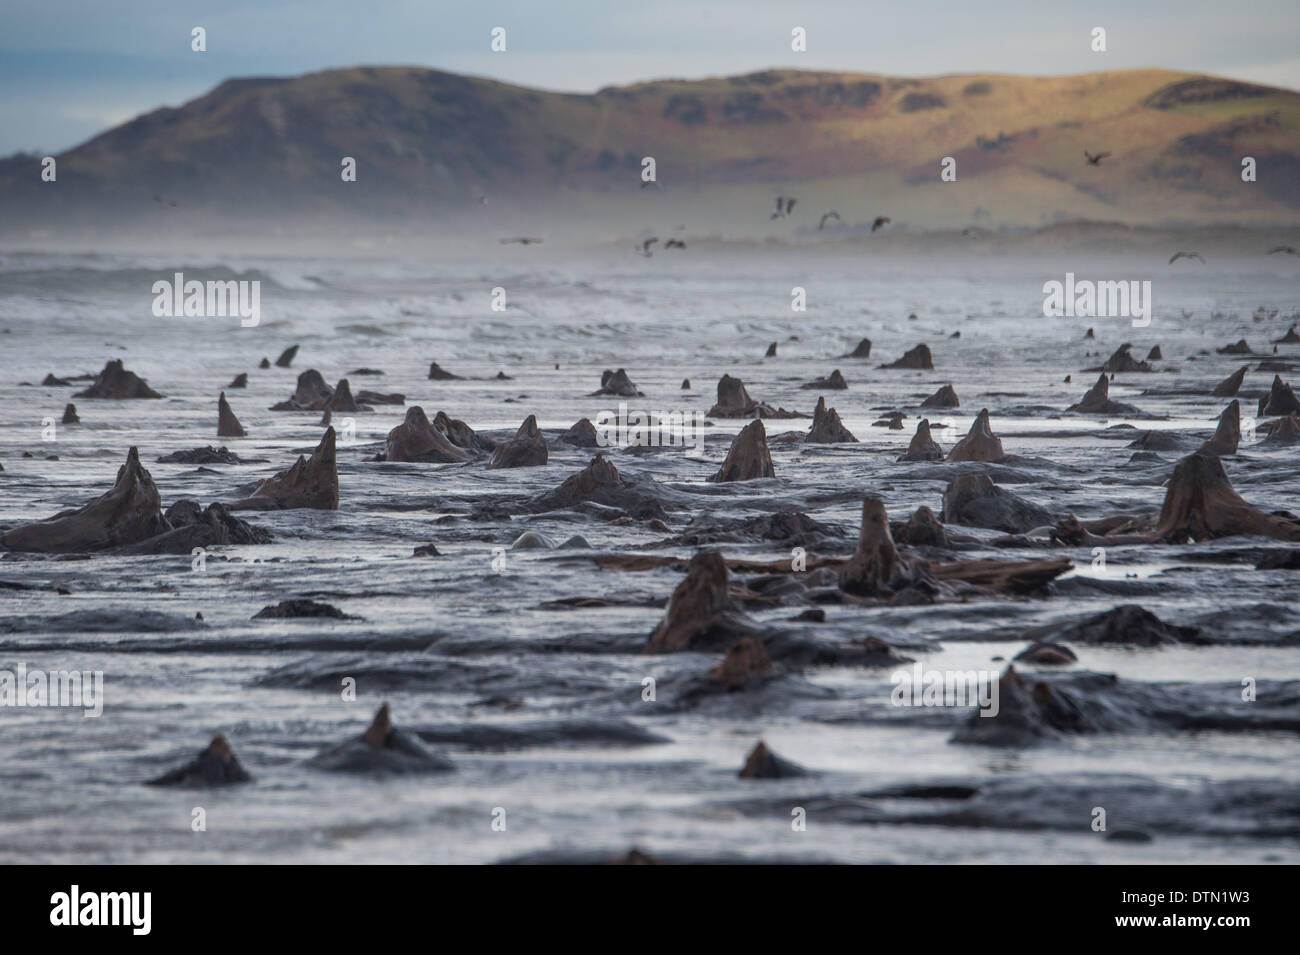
1,0,1298,155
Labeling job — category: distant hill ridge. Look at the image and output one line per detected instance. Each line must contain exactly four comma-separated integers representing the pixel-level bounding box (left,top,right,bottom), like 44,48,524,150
2,66,1298,229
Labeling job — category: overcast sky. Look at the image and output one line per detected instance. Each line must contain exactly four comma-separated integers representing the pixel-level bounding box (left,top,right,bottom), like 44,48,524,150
2,0,1297,155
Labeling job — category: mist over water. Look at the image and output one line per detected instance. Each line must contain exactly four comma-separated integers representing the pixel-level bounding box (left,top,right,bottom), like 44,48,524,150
1,243,1298,863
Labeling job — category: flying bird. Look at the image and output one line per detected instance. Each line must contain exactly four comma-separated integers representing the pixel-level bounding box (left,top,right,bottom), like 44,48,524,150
871,216,891,233
664,239,687,249
818,211,841,230
1084,150,1112,166
636,237,659,257
499,237,543,245
1169,251,1205,265
961,227,981,238
770,196,796,219
1267,245,1298,256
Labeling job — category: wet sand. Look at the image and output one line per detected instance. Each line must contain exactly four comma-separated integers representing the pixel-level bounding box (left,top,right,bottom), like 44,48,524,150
1,244,1298,863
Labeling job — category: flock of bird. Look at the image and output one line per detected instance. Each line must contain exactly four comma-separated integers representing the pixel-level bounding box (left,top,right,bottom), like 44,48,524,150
771,200,891,233
1167,247,1298,264
634,236,688,257
489,148,1299,262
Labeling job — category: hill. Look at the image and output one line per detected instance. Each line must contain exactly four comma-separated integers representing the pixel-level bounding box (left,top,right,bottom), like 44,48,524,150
2,66,1298,233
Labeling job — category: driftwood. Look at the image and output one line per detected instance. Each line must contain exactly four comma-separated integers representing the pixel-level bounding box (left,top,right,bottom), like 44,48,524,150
217,391,246,437
1199,400,1240,456
590,369,643,397
895,506,949,547
1261,375,1300,416
487,415,548,469
1086,343,1151,373
836,498,1067,598
899,418,944,461
710,420,774,482
1152,451,1300,541
325,378,367,413
738,741,806,779
941,472,1053,534
837,498,916,596
708,636,773,687
806,396,857,443
1052,513,1152,546
644,550,759,653
434,411,492,451
880,343,933,370
561,418,599,447
1263,412,1300,443
1211,366,1246,398
1055,605,1199,647
947,409,1004,462
597,494,1069,596
1066,374,1140,414
122,501,270,555
229,428,338,510
928,557,1072,593
539,454,625,504
1058,450,1300,544
427,361,462,380
0,447,167,552
706,374,802,419
800,369,847,390
270,369,333,410
306,703,454,774
73,360,163,399
921,384,959,409
363,703,394,747
356,390,404,406
384,407,472,463
707,374,762,417
1015,642,1078,665
530,454,665,520
148,735,251,786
